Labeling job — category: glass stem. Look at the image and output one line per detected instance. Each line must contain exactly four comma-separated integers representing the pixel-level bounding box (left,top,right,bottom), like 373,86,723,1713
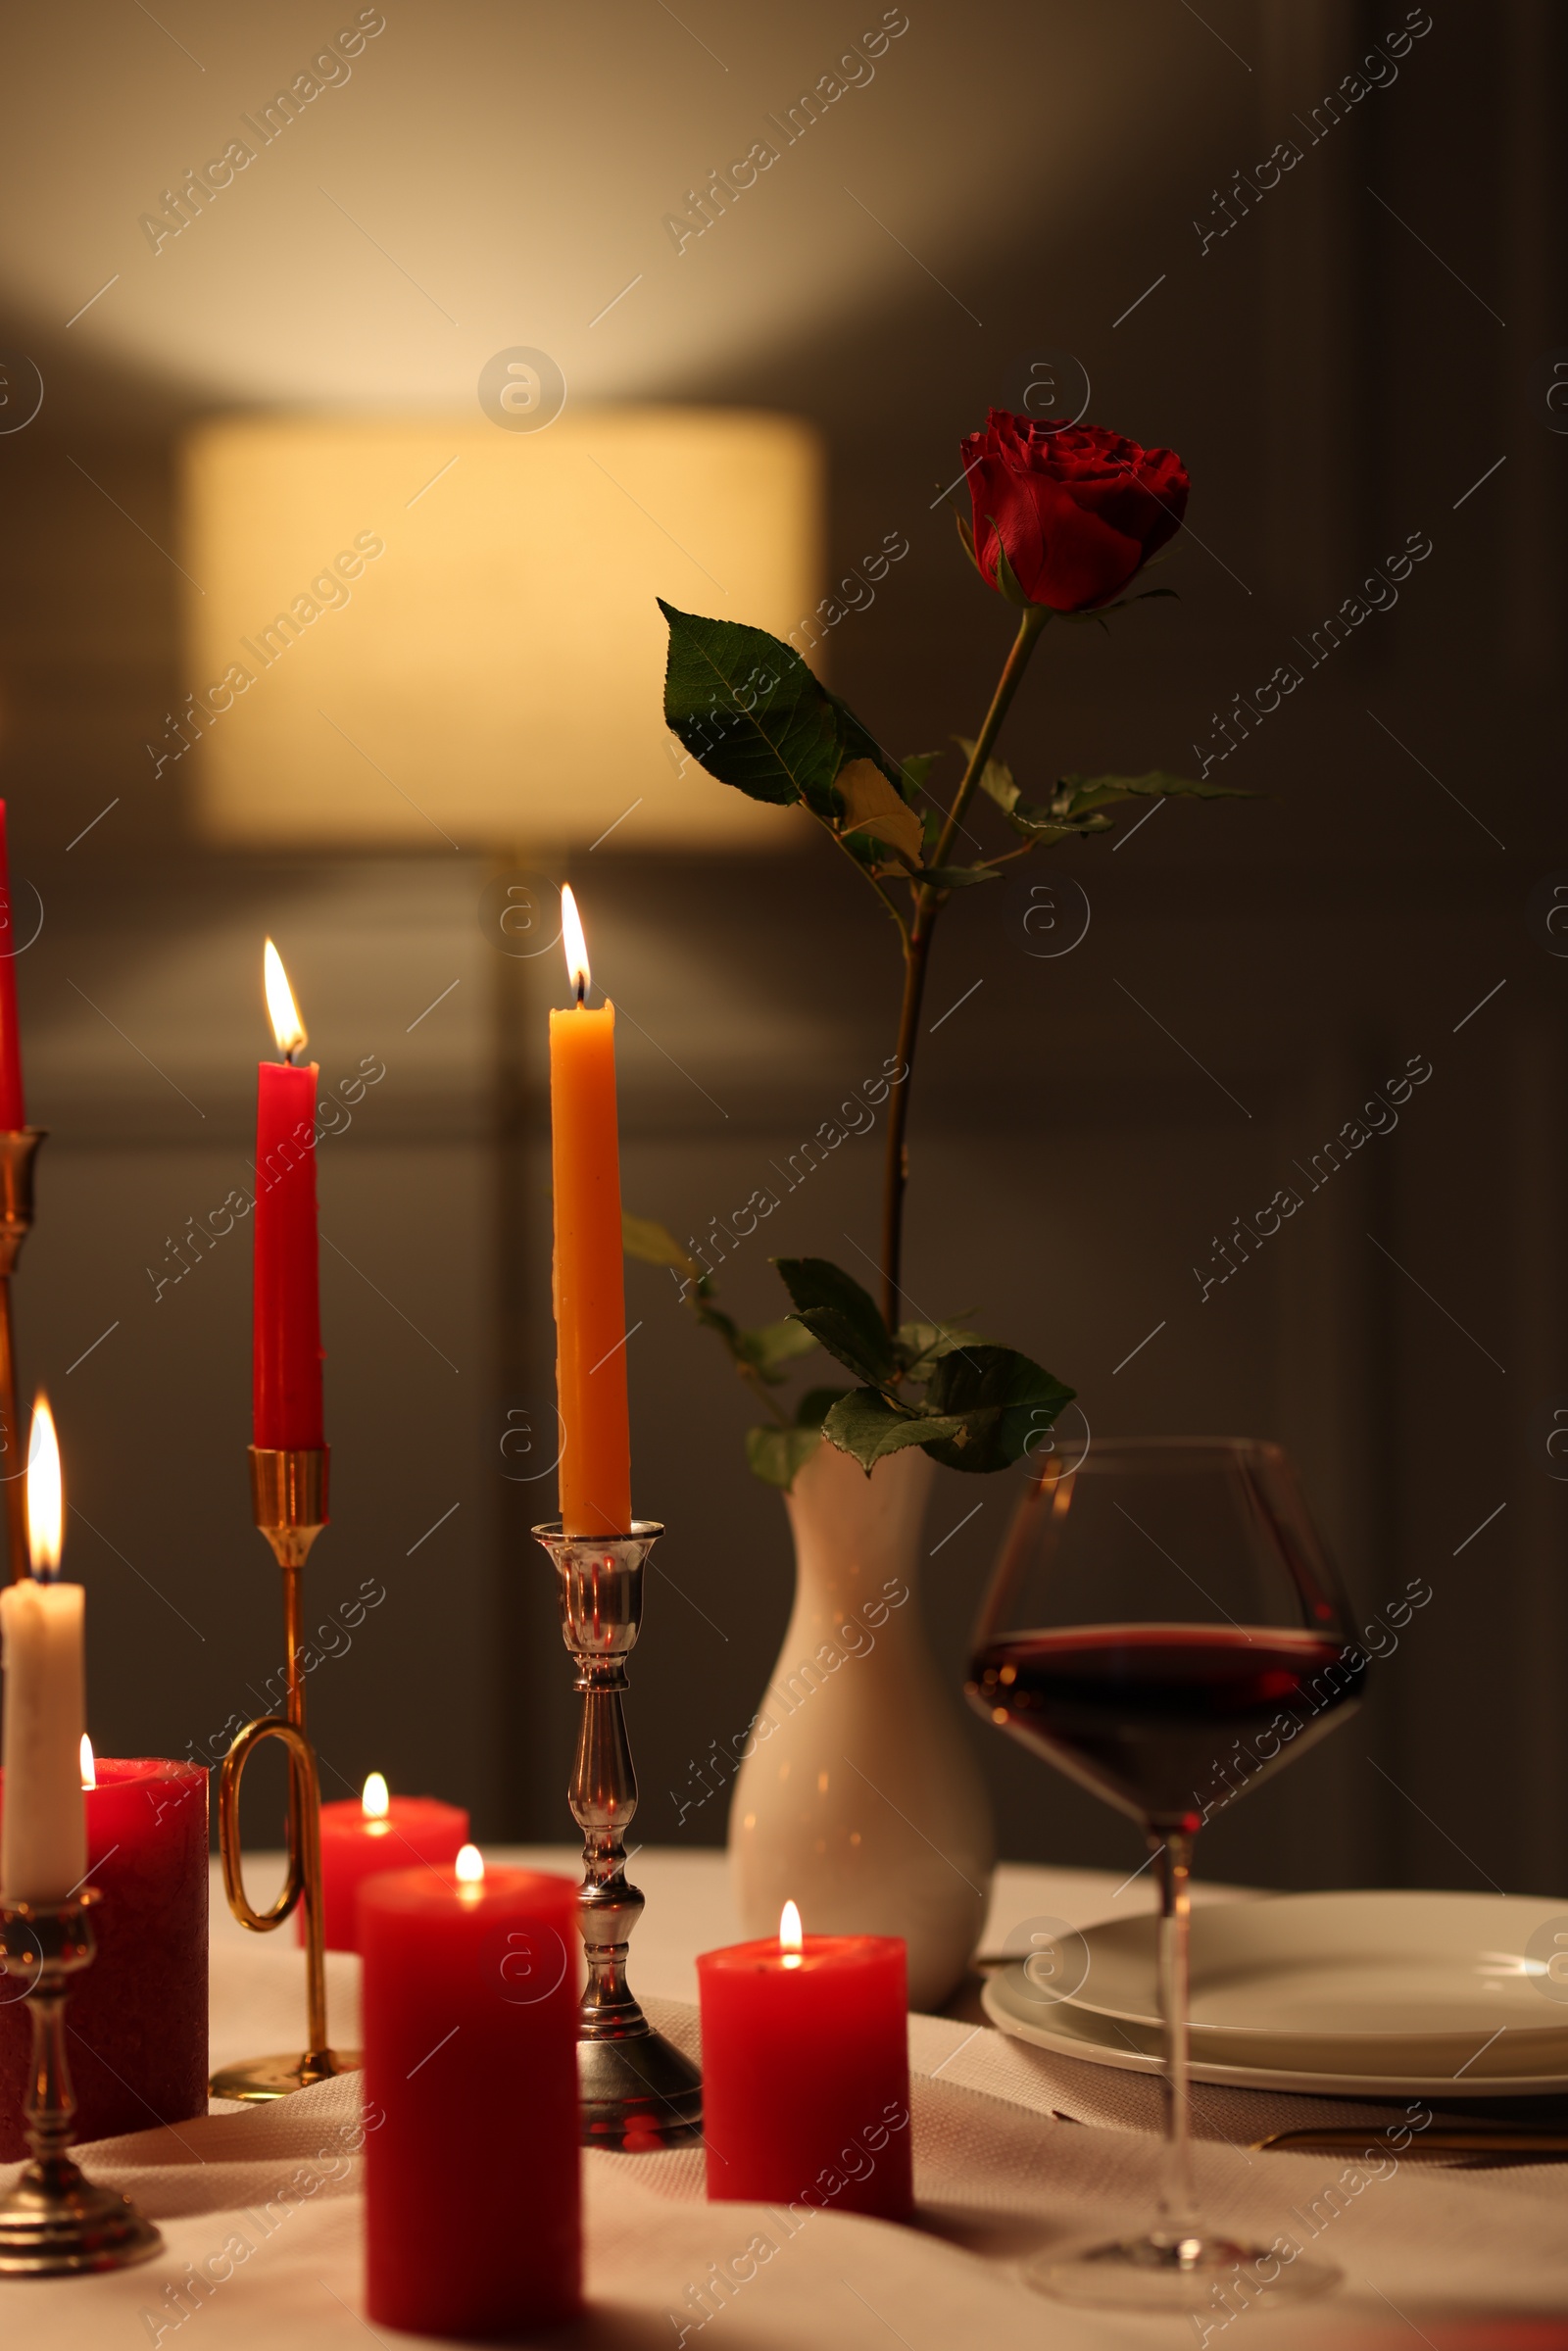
1152,1826,1198,2242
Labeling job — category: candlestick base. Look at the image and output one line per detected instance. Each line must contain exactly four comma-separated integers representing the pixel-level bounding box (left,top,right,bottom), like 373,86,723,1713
534,1520,705,2151
0,1894,162,2275
209,2048,362,2105
0,2168,163,2277
578,2024,704,2151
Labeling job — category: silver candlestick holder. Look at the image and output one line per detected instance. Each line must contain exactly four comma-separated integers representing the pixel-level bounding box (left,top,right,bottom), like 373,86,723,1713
0,1893,162,2275
532,1520,703,2150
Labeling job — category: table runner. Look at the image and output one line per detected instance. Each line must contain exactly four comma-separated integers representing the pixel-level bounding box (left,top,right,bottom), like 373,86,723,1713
0,1852,1558,2347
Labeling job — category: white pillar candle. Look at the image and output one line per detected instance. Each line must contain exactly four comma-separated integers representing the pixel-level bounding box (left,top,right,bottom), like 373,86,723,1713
0,1578,87,1903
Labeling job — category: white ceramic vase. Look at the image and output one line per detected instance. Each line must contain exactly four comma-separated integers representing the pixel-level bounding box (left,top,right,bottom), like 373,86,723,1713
727,1439,995,2010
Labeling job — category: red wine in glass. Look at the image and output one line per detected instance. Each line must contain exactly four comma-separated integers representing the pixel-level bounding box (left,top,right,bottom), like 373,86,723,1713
969,1624,1365,1829
967,1439,1363,2313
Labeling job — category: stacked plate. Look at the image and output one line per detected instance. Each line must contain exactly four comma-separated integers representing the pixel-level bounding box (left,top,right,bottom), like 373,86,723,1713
982,1891,1568,2096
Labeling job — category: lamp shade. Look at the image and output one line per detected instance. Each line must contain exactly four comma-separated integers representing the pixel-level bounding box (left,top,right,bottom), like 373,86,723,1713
178,409,822,849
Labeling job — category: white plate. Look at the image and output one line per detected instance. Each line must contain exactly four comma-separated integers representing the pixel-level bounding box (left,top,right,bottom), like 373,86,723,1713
1054,1891,1568,2073
983,1890,1568,2097
982,1967,1568,2097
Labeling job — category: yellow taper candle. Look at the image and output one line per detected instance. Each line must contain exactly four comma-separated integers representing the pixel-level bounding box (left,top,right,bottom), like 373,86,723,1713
550,887,632,1539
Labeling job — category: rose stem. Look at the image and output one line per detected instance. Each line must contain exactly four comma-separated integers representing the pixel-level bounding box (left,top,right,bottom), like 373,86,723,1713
878,604,1050,1335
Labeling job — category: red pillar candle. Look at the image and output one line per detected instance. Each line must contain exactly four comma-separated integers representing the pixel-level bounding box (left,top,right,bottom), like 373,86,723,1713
362,1849,582,2335
253,941,323,1450
698,1903,913,2220
304,1773,468,1951
0,802,25,1129
0,1751,208,2157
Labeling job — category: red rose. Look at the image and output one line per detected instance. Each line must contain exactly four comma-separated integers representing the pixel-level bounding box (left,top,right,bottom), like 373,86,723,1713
961,411,1189,614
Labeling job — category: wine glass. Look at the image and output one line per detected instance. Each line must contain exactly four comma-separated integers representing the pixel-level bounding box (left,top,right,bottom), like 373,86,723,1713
966,1437,1363,2312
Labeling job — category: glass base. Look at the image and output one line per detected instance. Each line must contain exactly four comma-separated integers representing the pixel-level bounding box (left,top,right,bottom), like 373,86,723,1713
1025,2230,1341,2314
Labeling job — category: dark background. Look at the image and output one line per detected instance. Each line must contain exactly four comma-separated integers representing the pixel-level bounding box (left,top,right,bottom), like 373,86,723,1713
0,0,1562,1893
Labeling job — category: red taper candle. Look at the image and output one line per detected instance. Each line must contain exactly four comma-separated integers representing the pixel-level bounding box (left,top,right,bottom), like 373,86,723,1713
253,941,323,1450
362,1849,582,2334
0,803,26,1129
698,1902,912,2219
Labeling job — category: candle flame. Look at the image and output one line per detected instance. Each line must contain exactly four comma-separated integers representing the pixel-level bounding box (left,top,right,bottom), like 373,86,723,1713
362,1772,389,1819
263,937,308,1059
779,1898,804,1969
25,1393,62,1577
560,885,590,1004
80,1734,96,1790
456,1843,485,1885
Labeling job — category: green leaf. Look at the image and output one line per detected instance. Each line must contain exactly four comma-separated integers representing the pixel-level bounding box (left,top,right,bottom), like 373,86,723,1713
921,1347,1077,1475
795,1385,852,1427
989,531,1034,610
835,758,925,867
746,1423,824,1492
896,1320,982,1381
660,603,841,815
1005,807,1114,842
734,1316,820,1384
961,739,1090,842
839,828,894,876
622,1213,696,1273
822,1390,969,1475
772,1256,894,1388
901,752,939,795
923,862,1002,888
1055,584,1182,623
975,754,1020,816
693,1298,742,1349
957,742,1116,839
1053,769,1250,816
822,690,904,793
953,506,983,576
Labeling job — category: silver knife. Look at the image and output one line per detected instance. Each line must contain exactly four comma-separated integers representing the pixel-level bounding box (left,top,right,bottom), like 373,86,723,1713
1254,2126,1568,2157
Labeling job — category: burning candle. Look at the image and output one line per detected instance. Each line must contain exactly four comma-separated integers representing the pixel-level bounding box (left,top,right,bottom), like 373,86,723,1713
549,886,632,1538
362,1845,582,2334
0,802,25,1130
0,1736,208,2156
254,940,324,1450
697,1901,913,2220
0,1396,86,1903
309,1772,469,1952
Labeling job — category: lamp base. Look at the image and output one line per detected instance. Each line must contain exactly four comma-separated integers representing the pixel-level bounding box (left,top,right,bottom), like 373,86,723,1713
209,2047,362,2104
0,2161,162,2277
578,2024,704,2150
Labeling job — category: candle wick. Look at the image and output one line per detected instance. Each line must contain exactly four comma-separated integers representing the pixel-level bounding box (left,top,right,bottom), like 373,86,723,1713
575,976,586,1007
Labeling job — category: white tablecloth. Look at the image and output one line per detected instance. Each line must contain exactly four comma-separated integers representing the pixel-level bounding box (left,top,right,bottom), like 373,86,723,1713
3,1850,1562,2346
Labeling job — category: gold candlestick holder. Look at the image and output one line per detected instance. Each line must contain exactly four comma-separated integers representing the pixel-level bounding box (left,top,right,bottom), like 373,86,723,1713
0,1128,45,1584
533,1519,703,2150
0,1892,161,2274
211,1446,361,2102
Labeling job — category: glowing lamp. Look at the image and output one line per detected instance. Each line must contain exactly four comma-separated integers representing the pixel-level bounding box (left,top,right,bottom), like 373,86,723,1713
178,410,822,850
